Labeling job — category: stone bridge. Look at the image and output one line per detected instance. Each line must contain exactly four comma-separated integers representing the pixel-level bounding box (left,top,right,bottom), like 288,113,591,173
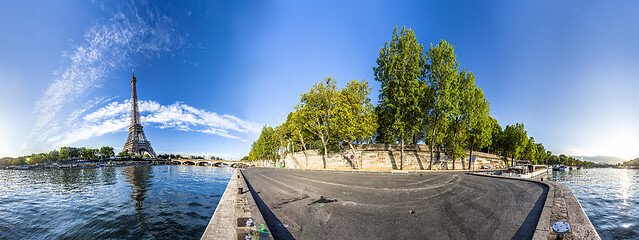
171,159,249,167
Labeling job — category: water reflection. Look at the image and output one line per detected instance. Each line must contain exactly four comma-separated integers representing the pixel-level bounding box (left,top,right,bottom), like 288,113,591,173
124,165,153,231
0,165,233,240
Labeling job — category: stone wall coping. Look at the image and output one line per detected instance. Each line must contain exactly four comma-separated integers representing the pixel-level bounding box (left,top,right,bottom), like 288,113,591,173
201,168,238,239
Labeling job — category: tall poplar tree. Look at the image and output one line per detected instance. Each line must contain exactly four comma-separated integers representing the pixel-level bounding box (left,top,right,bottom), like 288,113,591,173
465,79,492,169
374,26,425,170
443,70,472,169
425,39,458,169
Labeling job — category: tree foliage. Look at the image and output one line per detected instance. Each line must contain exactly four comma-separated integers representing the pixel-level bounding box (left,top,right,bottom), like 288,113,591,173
424,39,459,169
374,26,425,169
334,79,377,169
248,125,279,162
502,123,528,166
241,26,595,170
296,77,338,168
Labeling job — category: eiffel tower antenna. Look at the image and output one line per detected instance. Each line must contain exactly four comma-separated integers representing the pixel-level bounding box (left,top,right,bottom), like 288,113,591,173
123,72,156,158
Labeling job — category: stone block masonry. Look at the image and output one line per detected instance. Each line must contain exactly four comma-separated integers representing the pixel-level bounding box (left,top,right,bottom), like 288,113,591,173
257,143,506,170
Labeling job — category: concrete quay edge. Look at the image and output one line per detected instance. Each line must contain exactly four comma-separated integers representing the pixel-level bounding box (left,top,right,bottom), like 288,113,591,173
470,172,600,240
201,168,274,240
201,168,239,240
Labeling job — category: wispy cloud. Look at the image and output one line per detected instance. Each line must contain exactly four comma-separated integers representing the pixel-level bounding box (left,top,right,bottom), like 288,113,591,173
46,99,261,150
29,2,181,145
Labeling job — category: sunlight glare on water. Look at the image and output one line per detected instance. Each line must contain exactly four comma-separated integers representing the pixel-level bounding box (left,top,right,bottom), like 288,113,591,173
549,168,638,240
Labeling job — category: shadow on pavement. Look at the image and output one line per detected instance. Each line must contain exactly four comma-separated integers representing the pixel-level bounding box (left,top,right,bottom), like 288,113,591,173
513,182,549,240
242,170,296,240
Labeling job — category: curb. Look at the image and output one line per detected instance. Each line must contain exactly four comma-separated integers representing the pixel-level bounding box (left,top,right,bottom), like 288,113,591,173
201,168,274,240
201,168,239,239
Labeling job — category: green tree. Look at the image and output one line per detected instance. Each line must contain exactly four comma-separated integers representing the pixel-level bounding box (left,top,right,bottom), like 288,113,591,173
487,117,502,154
502,123,528,166
48,150,60,162
249,125,279,162
296,78,338,169
374,26,425,170
373,105,395,143
143,153,150,158
334,79,377,169
465,83,492,169
443,70,478,169
533,143,547,164
60,147,70,160
11,158,24,165
100,146,115,159
83,148,98,160
78,147,86,159
117,151,130,158
425,39,458,169
524,137,538,164
287,110,315,167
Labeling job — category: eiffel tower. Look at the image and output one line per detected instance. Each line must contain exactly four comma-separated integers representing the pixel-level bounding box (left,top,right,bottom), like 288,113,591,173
123,71,157,158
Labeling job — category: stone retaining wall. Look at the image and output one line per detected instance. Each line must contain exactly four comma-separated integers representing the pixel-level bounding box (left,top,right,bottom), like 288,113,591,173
258,143,507,170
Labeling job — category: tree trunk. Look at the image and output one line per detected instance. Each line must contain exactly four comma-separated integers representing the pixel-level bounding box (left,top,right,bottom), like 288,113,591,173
429,124,437,170
429,144,434,170
452,131,456,170
298,133,308,168
468,145,473,171
348,142,357,169
320,135,328,169
400,137,404,170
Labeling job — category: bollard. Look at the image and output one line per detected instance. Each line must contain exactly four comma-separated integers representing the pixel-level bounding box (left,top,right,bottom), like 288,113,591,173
238,186,243,194
552,221,570,239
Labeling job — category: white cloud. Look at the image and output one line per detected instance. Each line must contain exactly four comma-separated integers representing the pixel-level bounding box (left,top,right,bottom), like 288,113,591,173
29,3,180,145
67,96,118,123
44,99,260,150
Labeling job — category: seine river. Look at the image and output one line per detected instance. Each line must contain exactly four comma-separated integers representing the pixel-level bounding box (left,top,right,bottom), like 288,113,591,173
0,165,233,240
549,168,639,240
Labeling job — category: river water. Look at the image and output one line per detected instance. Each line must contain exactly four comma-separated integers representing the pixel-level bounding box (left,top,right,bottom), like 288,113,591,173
549,168,639,240
0,165,233,240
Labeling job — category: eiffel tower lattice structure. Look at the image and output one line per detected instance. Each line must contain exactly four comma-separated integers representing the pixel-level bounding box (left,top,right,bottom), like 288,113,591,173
123,72,157,158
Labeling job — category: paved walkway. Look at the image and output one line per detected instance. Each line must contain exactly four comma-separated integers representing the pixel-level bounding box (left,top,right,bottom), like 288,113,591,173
242,168,548,240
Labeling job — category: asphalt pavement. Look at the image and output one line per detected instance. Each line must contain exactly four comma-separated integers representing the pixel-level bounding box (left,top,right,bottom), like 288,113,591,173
242,168,547,240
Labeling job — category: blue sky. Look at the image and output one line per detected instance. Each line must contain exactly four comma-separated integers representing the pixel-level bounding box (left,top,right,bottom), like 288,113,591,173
1,1,638,162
